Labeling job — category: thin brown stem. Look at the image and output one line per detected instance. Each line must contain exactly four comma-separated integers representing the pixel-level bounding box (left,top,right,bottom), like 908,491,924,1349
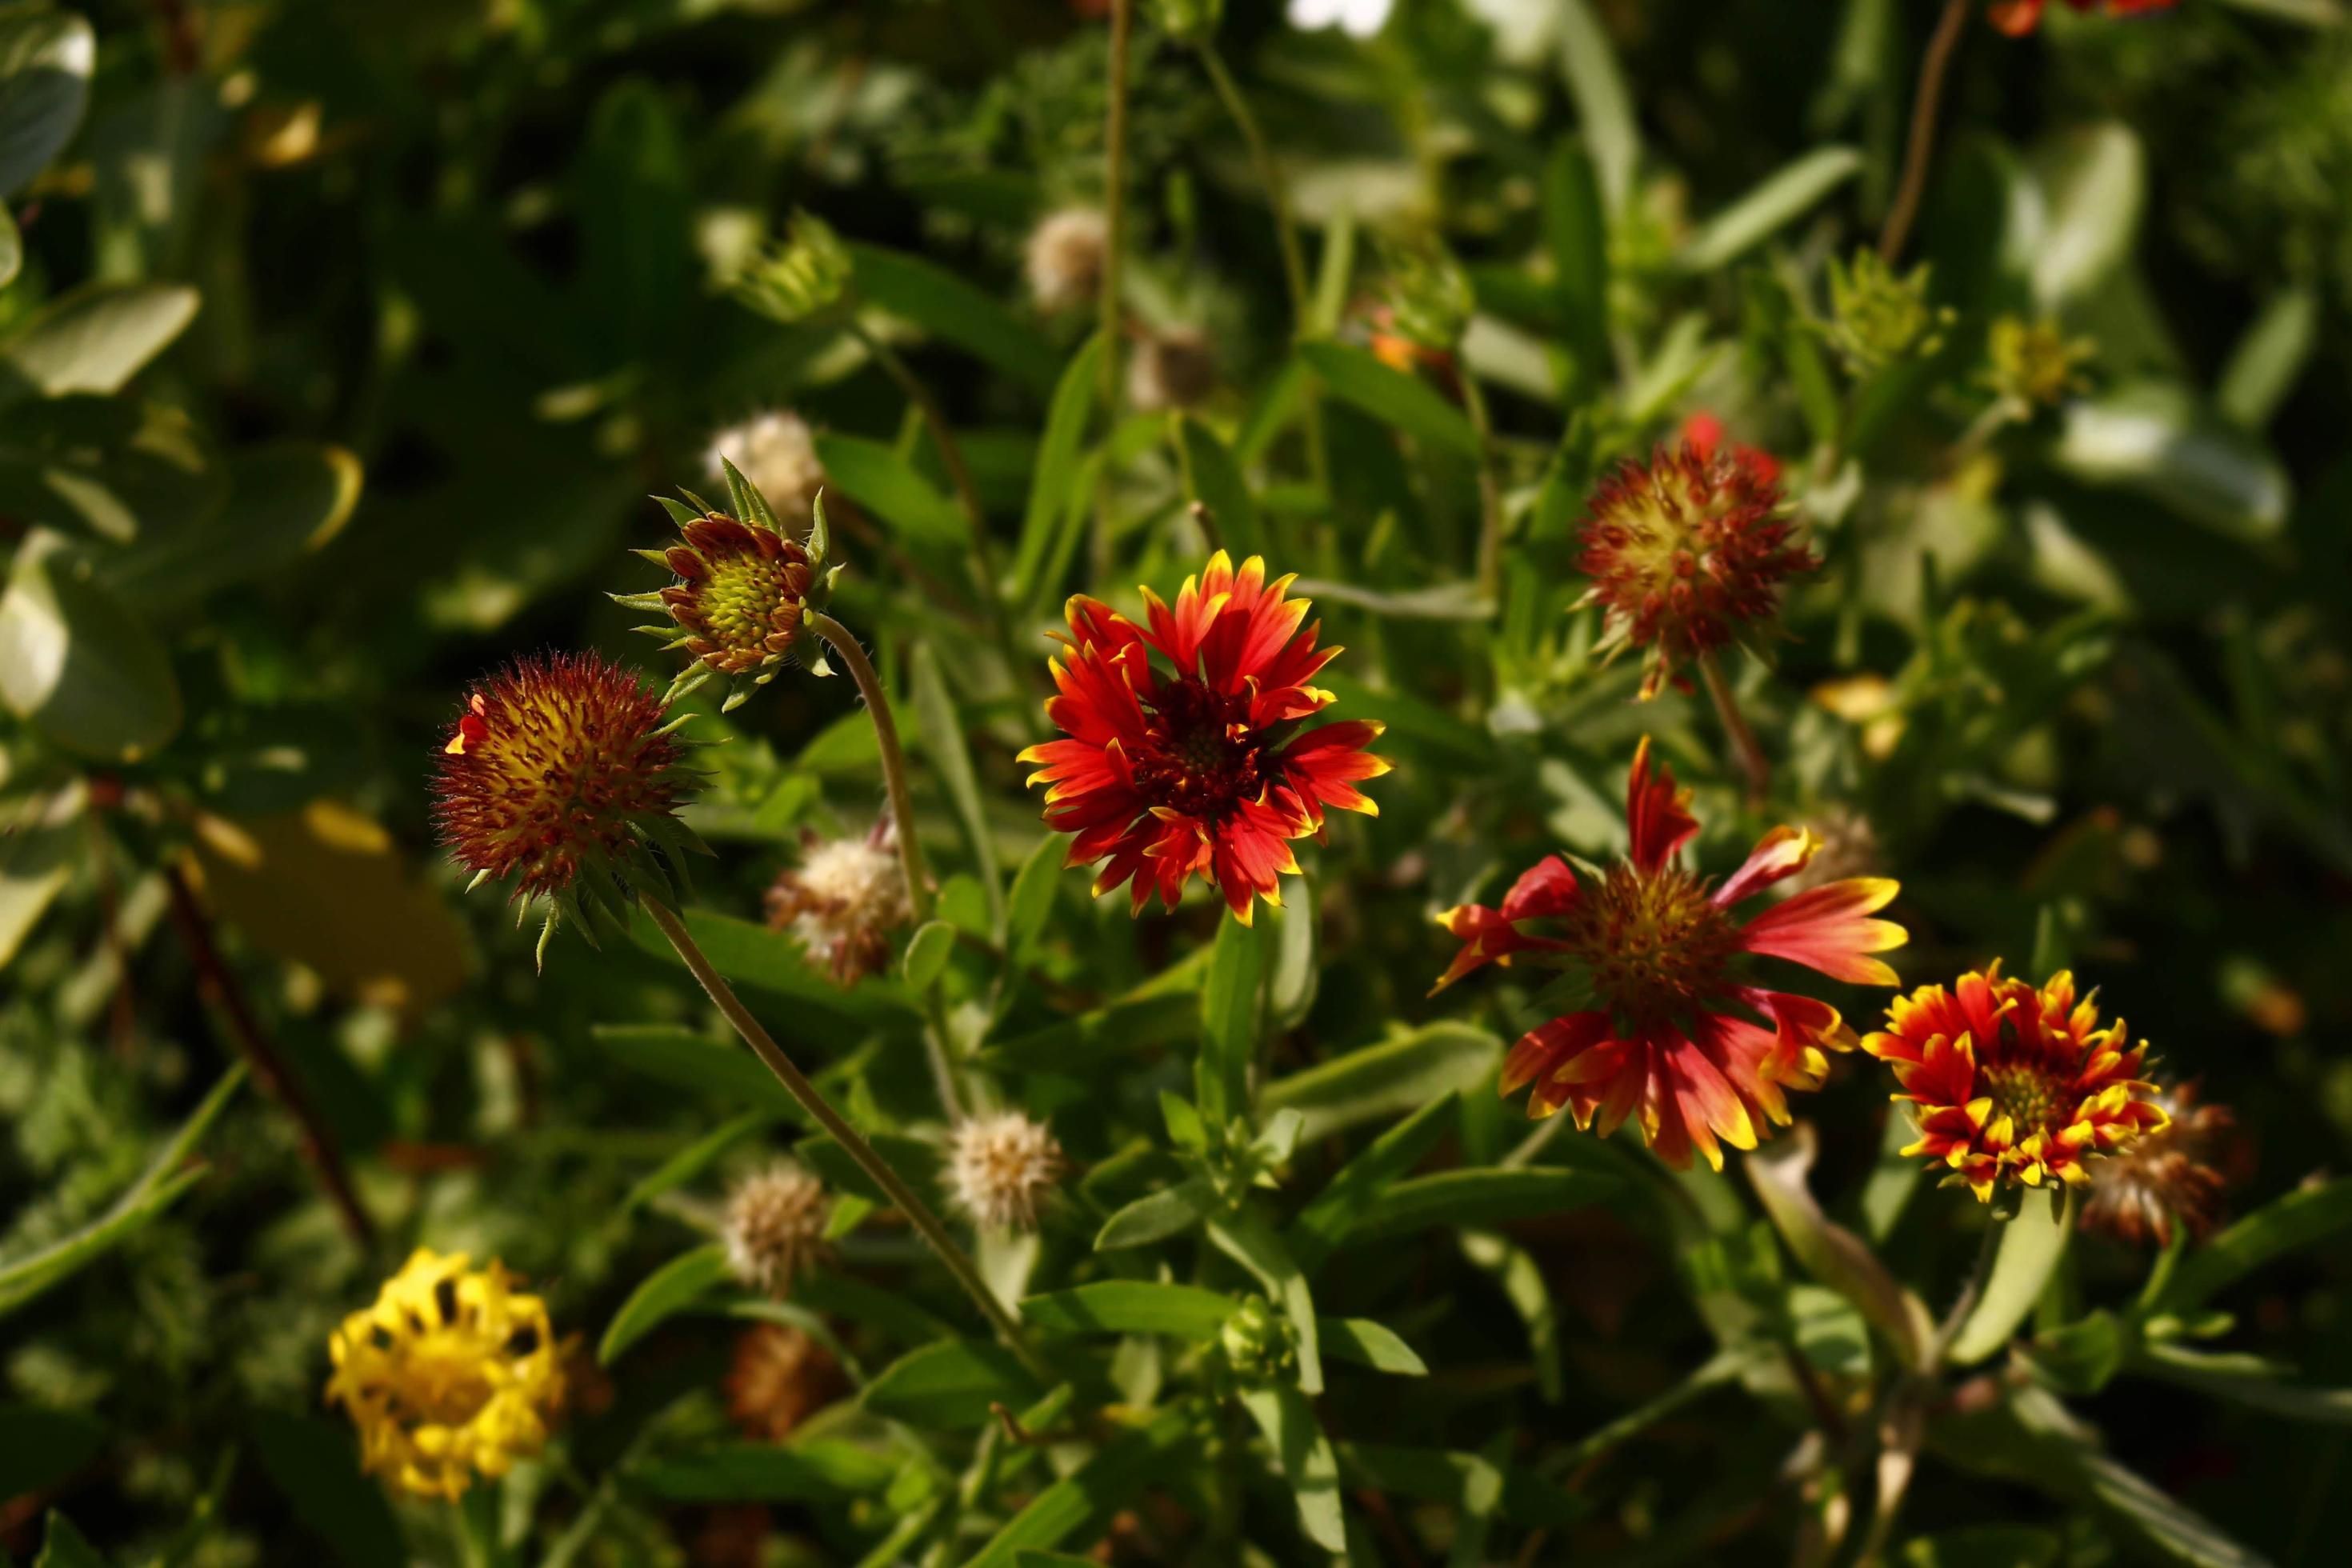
806,611,934,923
1092,0,1134,582
162,862,374,1245
641,898,1050,1382
1695,649,1770,804
1878,0,1970,264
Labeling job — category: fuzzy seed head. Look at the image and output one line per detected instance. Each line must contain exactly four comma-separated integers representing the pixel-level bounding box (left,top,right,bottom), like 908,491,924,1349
1127,326,1219,413
1026,208,1110,314
707,411,826,526
1576,442,1814,699
725,1322,849,1441
947,1111,1066,1232
2081,1081,2242,1247
433,652,689,901
722,1165,833,1297
765,822,913,986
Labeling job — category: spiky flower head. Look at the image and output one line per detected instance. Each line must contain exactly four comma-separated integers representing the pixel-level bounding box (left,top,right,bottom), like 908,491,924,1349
615,461,842,712
433,651,701,964
722,1163,833,1298
1026,207,1110,314
2080,1080,2241,1247
1985,315,2093,410
1434,738,1906,1170
1989,0,2177,35
948,1110,1067,1232
765,819,913,986
707,410,826,527
325,1248,565,1501
738,210,852,325
1127,326,1219,413
725,1322,849,1442
1575,442,1816,700
1863,963,2170,1203
1822,250,1953,374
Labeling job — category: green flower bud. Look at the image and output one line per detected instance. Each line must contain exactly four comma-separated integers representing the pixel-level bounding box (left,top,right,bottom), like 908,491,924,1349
739,210,853,326
1822,250,1953,374
1218,1296,1298,1385
1375,231,1476,354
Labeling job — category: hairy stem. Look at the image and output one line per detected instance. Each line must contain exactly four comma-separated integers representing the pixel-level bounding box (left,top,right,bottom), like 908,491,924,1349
642,897,1049,1382
1878,0,1970,263
1695,648,1771,804
806,611,934,923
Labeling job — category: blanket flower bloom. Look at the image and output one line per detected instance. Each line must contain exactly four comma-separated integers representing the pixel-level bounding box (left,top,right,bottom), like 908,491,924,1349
1989,0,2176,37
1863,963,2169,1202
325,1248,565,1501
2081,1080,2240,1247
1018,552,1388,922
1434,738,1905,1170
1576,442,1814,700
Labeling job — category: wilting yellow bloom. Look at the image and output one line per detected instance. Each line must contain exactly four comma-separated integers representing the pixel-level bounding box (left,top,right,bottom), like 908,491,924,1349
326,1248,565,1500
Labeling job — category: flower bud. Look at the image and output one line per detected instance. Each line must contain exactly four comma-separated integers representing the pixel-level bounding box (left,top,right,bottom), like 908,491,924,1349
1375,232,1475,354
947,1110,1066,1232
739,210,852,325
1218,1295,1298,1384
722,1164,834,1298
617,486,834,713
1822,250,1952,373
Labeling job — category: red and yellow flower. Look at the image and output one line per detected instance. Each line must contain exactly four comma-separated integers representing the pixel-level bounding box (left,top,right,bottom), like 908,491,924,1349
1434,738,1905,1170
1576,442,1814,700
1018,552,1388,922
1988,0,2176,36
1863,963,2169,1202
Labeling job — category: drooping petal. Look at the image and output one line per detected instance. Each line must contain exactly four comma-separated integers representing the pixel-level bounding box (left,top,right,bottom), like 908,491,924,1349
1625,735,1699,874
1735,877,1906,984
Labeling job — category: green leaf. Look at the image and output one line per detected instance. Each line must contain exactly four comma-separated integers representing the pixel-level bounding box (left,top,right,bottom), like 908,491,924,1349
0,394,221,548
630,1440,898,1502
1262,1022,1500,1144
1338,1168,1610,1249
2029,122,2145,310
792,1130,948,1216
814,432,969,554
2133,1342,2352,1426
0,282,201,401
862,1338,1042,1428
1542,138,1608,393
622,1111,778,1215
104,442,362,608
911,642,1003,932
1337,1443,1586,1528
0,795,75,970
1021,1282,1239,1341
1950,1203,2074,1365
903,919,956,990
984,990,1202,1071
846,242,1059,396
1558,0,1639,212
1005,835,1062,964
2054,382,2290,543
1318,1317,1426,1376
598,1243,731,1365
1010,334,1106,610
0,4,92,197
962,1405,1204,1568
1458,1230,1562,1402
1266,882,1318,1033
1298,342,1479,458
0,1404,104,1503
1240,1384,1346,1552
1745,1126,1931,1370
586,1024,806,1118
2217,287,2319,431
1174,416,1266,560
0,531,182,761
1676,146,1861,272
1206,1206,1322,1394
249,1412,404,1568
33,1512,108,1568
1900,1527,2065,1568
1094,1176,1217,1251
1288,1093,1458,1274
0,1063,242,1318
1198,912,1264,1126
2156,1177,2352,1314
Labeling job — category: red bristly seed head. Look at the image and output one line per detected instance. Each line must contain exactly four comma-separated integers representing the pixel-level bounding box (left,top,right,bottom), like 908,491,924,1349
1575,442,1814,700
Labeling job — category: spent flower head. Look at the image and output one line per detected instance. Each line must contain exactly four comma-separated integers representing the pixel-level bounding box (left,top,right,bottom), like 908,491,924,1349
765,820,913,986
1019,552,1389,922
1864,962,2170,1202
1026,207,1110,314
1823,250,1953,374
948,1110,1066,1232
1434,738,1906,1170
722,1163,834,1298
325,1248,565,1501
1576,442,1815,700
2080,1079,2241,1246
433,650,701,963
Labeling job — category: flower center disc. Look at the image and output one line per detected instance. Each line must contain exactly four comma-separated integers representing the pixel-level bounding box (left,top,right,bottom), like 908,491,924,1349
1981,1059,2063,1136
702,554,799,651
1133,678,1264,820
1570,864,1736,1023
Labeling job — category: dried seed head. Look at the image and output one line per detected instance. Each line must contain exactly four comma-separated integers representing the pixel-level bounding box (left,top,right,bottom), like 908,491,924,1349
1126,326,1219,413
765,821,912,986
947,1110,1066,1232
2081,1080,2244,1248
706,411,826,528
1026,208,1110,314
722,1164,834,1297
725,1322,850,1441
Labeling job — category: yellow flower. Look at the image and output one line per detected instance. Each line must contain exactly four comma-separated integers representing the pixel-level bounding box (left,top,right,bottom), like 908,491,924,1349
325,1248,566,1501
1986,315,2092,409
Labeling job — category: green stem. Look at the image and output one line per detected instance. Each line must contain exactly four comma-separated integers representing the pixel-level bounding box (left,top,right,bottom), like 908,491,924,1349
1695,648,1771,805
1458,366,1506,608
1878,0,1970,263
849,322,1003,606
806,610,934,923
1196,41,1328,495
1093,0,1134,581
642,897,1050,1382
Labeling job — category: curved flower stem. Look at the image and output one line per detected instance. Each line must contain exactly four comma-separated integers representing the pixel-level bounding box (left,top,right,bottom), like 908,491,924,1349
1093,0,1134,582
806,610,934,924
642,897,1050,1383
1878,0,1970,264
1458,367,1507,609
1695,648,1771,805
1196,41,1328,497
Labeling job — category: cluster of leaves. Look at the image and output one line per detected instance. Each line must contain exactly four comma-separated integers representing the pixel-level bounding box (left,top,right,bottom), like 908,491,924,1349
4,1,2352,1565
